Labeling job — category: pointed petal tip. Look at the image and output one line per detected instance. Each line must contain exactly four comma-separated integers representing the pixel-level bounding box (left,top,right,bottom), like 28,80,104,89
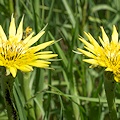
40,30,45,33
16,15,25,41
77,48,82,52
6,67,17,77
78,36,84,41
84,31,88,36
0,25,7,41
11,13,14,19
100,26,103,29
112,25,118,43
84,31,87,34
10,67,17,77
9,14,16,38
114,75,120,83
52,54,58,57
113,25,117,32
100,26,109,44
19,15,24,24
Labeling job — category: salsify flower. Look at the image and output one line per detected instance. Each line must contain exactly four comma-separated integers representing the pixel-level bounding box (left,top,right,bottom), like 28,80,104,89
0,15,57,77
78,25,120,82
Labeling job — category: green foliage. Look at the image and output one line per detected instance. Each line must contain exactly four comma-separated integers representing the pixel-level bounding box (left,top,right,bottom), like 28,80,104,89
0,0,120,120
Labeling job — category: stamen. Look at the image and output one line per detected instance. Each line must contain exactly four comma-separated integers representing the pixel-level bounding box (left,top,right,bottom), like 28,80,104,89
0,40,25,61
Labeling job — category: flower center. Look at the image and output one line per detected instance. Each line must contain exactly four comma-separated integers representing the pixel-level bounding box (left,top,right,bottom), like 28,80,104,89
104,44,120,66
0,41,24,61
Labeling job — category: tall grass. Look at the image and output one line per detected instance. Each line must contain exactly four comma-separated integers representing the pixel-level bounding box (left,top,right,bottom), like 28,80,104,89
0,0,120,120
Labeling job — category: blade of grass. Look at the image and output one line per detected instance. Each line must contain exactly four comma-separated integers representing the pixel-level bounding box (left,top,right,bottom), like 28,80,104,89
48,32,68,68
62,0,75,27
13,84,27,120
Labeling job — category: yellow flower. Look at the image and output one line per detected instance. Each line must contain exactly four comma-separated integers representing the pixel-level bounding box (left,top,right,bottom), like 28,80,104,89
0,15,57,77
78,25,120,82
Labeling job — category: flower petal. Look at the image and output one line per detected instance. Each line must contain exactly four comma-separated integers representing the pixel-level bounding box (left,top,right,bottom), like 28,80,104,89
98,36,104,47
23,32,34,44
84,46,95,54
16,16,24,42
100,26,109,45
79,37,94,50
28,40,54,53
0,60,3,66
9,67,17,77
84,32,100,47
18,65,33,72
114,75,120,82
25,31,45,47
83,59,98,65
105,68,112,71
112,25,118,44
0,25,7,41
9,15,16,38
35,54,58,59
77,48,95,58
29,60,51,68
36,51,53,54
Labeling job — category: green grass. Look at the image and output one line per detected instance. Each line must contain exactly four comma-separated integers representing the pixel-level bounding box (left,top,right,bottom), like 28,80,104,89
0,0,120,120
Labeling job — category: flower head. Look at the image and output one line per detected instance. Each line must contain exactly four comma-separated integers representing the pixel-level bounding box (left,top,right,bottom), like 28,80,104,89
78,25,120,82
0,15,57,77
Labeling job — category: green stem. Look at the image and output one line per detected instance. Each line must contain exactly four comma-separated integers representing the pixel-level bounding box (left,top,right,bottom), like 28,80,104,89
22,72,35,120
104,72,117,120
1,67,18,120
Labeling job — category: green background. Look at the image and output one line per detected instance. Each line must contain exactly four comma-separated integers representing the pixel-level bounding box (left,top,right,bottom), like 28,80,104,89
0,0,120,120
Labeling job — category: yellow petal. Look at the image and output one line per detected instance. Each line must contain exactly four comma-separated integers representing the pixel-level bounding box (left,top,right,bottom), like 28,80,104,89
25,31,45,47
6,68,10,76
98,36,104,47
0,55,5,61
23,32,34,44
105,68,112,71
114,75,120,82
84,46,95,54
79,37,94,49
9,67,17,77
83,59,98,65
112,25,118,44
0,25,7,41
28,40,54,53
36,51,53,54
35,54,58,59
9,15,16,38
97,60,106,67
29,60,50,68
18,65,33,72
16,16,24,42
84,32,100,47
100,26,109,45
0,60,3,66
77,48,95,58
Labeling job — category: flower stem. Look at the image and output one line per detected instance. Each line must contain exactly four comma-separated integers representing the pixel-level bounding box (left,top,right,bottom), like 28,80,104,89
104,72,117,120
22,72,35,120
1,67,18,120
